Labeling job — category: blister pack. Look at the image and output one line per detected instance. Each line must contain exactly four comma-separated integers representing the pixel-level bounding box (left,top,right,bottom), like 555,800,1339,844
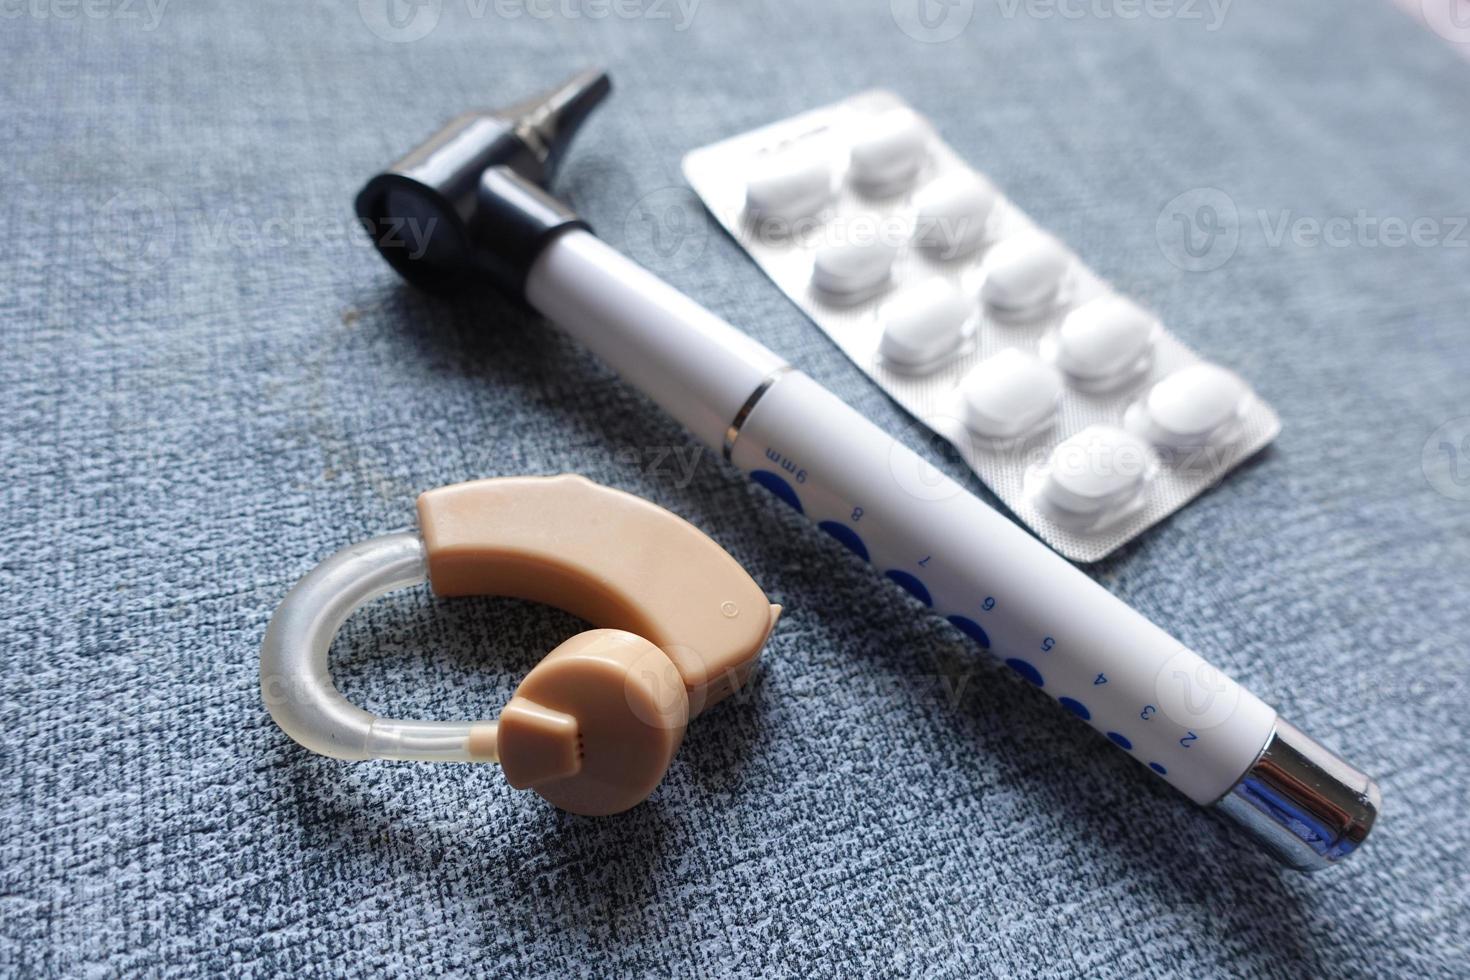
683,90,1280,562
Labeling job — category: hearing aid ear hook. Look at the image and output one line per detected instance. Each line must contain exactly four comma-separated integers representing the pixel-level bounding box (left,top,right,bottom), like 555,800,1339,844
260,475,780,816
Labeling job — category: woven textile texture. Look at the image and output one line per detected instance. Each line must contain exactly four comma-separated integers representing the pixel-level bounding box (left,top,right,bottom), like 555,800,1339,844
2,0,1468,975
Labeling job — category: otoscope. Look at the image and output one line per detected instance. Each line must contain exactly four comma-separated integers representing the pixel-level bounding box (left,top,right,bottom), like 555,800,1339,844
354,69,1380,870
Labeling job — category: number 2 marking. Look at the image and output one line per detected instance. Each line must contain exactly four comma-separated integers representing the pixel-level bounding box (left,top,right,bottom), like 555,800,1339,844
1180,730,1198,748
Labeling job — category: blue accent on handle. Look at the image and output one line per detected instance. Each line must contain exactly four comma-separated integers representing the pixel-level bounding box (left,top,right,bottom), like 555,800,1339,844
818,520,869,562
1058,697,1091,721
1232,772,1343,858
1149,763,1168,775
947,615,991,649
1004,658,1044,687
884,569,932,607
1107,732,1133,750
751,470,803,514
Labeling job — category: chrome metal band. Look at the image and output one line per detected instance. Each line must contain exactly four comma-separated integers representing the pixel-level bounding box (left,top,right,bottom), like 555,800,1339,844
1214,719,1380,871
723,366,793,461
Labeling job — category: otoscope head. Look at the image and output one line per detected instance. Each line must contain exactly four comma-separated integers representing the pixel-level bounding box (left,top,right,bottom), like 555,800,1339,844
355,68,610,292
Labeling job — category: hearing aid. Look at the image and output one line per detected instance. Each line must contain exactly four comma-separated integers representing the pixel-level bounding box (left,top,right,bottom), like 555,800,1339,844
260,475,780,816
345,70,1380,867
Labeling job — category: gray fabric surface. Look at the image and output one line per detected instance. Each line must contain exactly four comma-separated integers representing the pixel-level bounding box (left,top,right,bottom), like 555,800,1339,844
3,0,1468,975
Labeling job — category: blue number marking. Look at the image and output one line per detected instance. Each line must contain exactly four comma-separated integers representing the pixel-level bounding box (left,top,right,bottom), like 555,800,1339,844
817,520,869,562
948,615,991,649
750,470,803,513
1041,637,1055,652
1140,705,1156,721
885,570,933,607
1094,673,1107,686
851,506,864,522
1005,658,1044,687
982,597,995,611
1180,730,1198,748
918,555,932,567
1058,697,1090,720
1106,732,1133,751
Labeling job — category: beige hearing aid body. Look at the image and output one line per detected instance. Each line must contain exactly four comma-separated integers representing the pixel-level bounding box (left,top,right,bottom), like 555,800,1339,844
260,475,780,815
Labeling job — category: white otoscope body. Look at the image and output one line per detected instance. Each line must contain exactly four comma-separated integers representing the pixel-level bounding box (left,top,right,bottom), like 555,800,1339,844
352,69,1377,869
528,229,1378,869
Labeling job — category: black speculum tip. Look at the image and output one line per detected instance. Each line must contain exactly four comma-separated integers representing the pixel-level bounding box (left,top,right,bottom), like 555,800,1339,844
355,68,611,293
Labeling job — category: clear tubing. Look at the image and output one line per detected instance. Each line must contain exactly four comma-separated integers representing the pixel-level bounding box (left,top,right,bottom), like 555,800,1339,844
259,531,495,763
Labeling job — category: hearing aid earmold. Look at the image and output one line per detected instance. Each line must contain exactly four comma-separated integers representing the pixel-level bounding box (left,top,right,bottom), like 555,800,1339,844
260,475,780,816
341,72,1379,868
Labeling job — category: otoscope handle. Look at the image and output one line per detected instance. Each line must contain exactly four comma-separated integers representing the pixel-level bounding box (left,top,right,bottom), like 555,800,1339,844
527,230,786,449
729,368,1276,797
525,229,1378,869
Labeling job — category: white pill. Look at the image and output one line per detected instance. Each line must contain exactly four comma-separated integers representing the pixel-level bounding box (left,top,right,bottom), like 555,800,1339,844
878,279,971,369
981,232,1069,313
1140,363,1249,448
1055,296,1157,383
1043,425,1154,516
849,108,928,189
956,348,1062,438
812,238,899,296
745,152,834,220
913,170,998,259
